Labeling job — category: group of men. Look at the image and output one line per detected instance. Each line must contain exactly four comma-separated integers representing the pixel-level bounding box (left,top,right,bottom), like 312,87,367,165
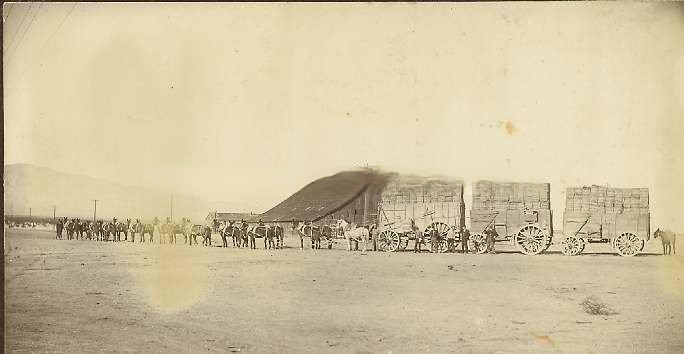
407,220,497,254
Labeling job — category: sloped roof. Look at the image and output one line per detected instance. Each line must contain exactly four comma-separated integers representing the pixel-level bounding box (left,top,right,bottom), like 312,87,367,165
253,170,393,222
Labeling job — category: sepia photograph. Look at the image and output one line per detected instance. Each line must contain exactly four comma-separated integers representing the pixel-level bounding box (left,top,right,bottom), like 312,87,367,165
3,2,684,353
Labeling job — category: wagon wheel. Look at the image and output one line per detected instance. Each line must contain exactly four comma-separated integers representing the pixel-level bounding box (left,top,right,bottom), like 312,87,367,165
613,232,641,257
561,236,584,256
378,230,400,252
467,233,488,254
424,222,451,253
515,225,548,255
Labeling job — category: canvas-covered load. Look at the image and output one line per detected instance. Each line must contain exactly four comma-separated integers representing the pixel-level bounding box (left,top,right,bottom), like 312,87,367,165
565,185,649,213
563,210,650,240
472,181,551,210
379,174,465,231
470,209,553,237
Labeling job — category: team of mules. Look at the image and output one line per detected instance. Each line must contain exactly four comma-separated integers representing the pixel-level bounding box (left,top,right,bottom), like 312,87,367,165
56,217,210,245
217,223,285,249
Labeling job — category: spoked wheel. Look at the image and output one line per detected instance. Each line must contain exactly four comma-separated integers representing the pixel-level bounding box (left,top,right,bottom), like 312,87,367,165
515,224,548,255
467,233,488,254
613,232,641,257
378,230,400,252
561,236,584,256
424,222,451,253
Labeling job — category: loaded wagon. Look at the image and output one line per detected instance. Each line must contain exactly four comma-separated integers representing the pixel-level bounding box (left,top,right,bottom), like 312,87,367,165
376,175,465,252
469,181,553,255
561,186,650,257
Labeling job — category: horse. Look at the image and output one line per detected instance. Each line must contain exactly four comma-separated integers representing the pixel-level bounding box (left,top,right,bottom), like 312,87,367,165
142,224,155,243
336,219,370,251
247,225,266,249
202,225,212,247
654,228,677,255
222,224,242,247
297,224,320,249
296,224,334,249
169,222,187,245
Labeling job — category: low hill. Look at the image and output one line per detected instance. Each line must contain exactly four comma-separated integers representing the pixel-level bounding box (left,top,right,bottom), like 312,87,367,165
3,164,255,222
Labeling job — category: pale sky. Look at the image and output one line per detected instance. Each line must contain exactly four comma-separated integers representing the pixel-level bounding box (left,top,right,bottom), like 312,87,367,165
4,2,684,230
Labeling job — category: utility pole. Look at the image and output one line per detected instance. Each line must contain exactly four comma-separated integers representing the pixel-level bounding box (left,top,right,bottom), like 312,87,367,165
29,207,32,225
170,194,173,222
363,189,368,226
53,205,56,230
92,199,99,223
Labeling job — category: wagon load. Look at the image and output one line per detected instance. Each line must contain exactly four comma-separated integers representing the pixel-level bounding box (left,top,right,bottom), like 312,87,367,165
377,175,465,253
562,185,650,257
470,181,553,255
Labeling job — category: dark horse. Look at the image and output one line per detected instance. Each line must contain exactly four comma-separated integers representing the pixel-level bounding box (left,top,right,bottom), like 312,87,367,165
220,224,240,248
297,224,334,250
247,225,285,249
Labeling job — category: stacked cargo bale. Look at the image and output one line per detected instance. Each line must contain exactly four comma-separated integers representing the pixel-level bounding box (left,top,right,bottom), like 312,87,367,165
470,181,552,238
563,186,650,240
379,174,465,230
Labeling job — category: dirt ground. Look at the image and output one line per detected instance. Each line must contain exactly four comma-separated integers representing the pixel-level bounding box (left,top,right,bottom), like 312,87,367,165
4,228,684,353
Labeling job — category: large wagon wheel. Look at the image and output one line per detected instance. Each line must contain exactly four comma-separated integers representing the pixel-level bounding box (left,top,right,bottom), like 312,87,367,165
561,236,584,256
378,230,400,252
467,233,488,254
515,225,548,255
424,222,451,253
613,232,641,257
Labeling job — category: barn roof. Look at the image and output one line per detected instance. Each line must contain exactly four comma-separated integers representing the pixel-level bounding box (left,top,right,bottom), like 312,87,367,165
252,170,393,222
206,212,259,223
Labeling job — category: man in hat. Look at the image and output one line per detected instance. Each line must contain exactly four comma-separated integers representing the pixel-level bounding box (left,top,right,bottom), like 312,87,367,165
414,222,425,253
56,218,64,239
460,226,470,253
485,226,496,254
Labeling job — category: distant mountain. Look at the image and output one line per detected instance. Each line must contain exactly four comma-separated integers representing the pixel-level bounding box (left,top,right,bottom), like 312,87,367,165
3,164,256,222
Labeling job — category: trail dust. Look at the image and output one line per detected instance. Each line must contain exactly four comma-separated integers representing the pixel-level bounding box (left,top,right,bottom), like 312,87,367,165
129,246,212,314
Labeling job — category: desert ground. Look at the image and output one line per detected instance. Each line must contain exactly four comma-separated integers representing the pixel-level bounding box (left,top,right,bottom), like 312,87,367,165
4,228,684,353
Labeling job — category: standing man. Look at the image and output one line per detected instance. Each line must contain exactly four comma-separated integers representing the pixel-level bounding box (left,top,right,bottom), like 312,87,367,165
413,221,423,253
430,226,440,253
460,226,470,253
240,219,249,248
56,218,64,239
485,226,496,254
369,224,378,251
248,222,256,249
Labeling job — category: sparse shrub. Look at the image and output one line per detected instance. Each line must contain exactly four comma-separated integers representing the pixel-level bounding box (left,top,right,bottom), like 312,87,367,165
580,296,618,316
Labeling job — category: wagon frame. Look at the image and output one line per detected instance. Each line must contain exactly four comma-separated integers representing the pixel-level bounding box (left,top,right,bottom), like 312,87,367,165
375,204,457,253
468,210,553,255
560,213,648,257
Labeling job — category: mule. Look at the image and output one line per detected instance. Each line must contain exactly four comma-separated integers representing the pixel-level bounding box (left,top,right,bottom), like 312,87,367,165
337,219,370,251
654,228,677,255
